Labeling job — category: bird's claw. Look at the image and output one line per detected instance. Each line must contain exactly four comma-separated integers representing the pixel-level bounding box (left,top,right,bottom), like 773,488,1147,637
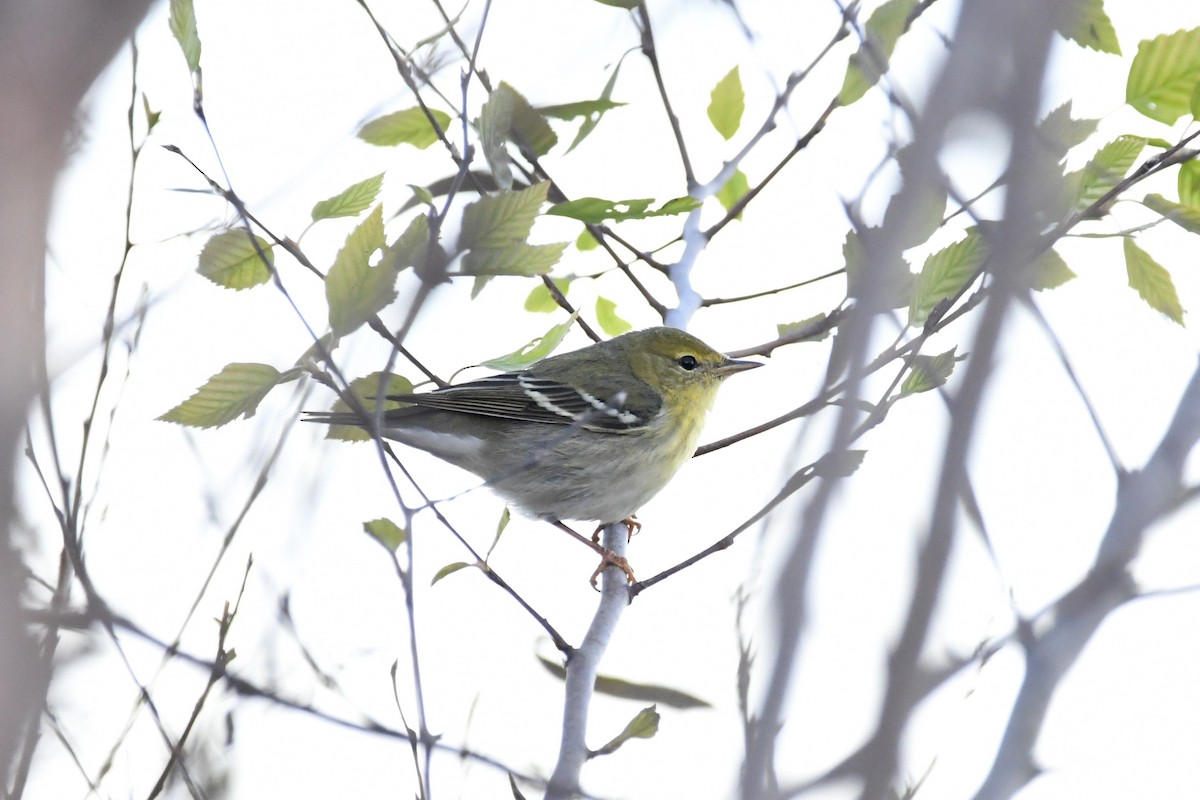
589,549,636,589
591,515,641,545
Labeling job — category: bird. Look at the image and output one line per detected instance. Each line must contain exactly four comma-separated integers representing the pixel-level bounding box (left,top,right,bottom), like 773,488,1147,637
305,326,761,585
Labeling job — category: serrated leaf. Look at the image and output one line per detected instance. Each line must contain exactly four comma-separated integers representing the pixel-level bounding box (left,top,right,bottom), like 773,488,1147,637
716,169,749,218
325,371,414,442
595,296,632,336
838,0,918,106
1029,248,1077,291
776,313,831,342
459,183,549,251
1076,135,1146,211
707,66,744,141
1144,193,1200,234
1179,160,1200,207
901,348,960,395
1037,102,1100,158
158,363,282,428
1126,27,1200,124
169,0,201,73
504,82,557,157
592,707,659,757
481,313,579,371
1056,0,1121,54
196,230,273,290
547,195,700,224
524,278,572,312
813,449,867,478
326,206,395,336
480,85,515,190
364,518,407,552
386,213,431,273
358,108,451,148
1124,238,1184,324
535,654,711,708
909,230,986,326
461,243,566,276
431,562,474,586
311,174,385,222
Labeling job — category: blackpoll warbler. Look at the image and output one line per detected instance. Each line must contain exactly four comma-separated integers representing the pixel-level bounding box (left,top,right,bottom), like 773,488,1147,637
307,326,760,583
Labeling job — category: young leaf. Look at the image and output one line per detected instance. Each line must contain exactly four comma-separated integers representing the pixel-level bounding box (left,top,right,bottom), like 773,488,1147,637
575,228,599,251
838,0,918,106
324,371,414,442
169,0,201,74
1076,135,1146,212
364,518,407,552
158,363,282,428
1144,193,1200,235
504,82,557,157
715,169,750,218
901,348,960,395
311,174,385,222
908,230,986,326
485,506,511,561
1055,0,1120,54
595,296,632,336
196,230,273,290
1126,27,1200,124
538,99,626,120
431,562,474,586
326,205,395,336
481,313,579,371
591,707,659,757
524,278,572,312
1037,102,1100,158
535,654,711,708
1124,238,1184,325
480,85,515,190
777,313,831,343
358,108,451,148
707,66,744,141
546,195,700,224
142,94,161,132
1029,248,1077,291
557,51,627,152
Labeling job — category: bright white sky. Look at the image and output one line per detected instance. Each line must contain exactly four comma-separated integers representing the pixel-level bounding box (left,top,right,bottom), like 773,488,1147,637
25,1,1200,799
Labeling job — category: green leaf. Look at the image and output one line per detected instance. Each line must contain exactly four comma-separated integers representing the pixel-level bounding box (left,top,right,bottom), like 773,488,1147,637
311,174,385,222
1037,102,1100,158
1124,238,1184,325
1029,248,1077,291
813,449,867,478
158,363,282,428
485,506,511,561
592,707,659,757
364,518,407,552
461,243,566,276
196,230,273,290
324,371,414,442
326,205,396,336
838,0,918,106
409,184,435,208
169,0,201,73
524,278,572,312
901,348,960,395
908,229,986,327
595,296,632,336
1056,0,1120,54
844,227,913,310
575,228,599,251
707,66,744,141
1144,193,1200,235
1126,27,1200,124
776,313,831,342
431,562,474,586
547,195,700,224
479,85,515,190
386,214,431,273
538,99,626,120
881,167,947,248
459,183,549,251
481,313,579,371
505,82,557,157
715,169,750,218
1076,135,1146,212
1179,160,1200,207
535,654,710,708
358,108,451,148
563,56,627,152
142,94,161,131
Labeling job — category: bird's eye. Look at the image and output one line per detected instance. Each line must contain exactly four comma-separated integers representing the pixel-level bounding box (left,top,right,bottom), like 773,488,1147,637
678,355,698,370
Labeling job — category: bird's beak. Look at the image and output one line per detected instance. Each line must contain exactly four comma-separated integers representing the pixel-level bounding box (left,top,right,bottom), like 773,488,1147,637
717,356,762,376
